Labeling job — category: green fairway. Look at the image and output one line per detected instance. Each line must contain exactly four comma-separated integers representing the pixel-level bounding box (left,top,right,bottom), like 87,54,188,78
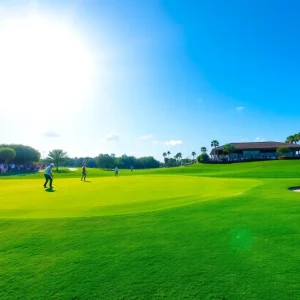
0,176,260,218
1,161,300,299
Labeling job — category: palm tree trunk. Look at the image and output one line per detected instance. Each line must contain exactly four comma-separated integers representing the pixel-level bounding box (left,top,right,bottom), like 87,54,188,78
215,146,217,160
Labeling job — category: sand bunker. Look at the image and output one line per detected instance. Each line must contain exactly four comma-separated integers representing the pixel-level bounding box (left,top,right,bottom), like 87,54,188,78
68,168,78,171
289,187,300,192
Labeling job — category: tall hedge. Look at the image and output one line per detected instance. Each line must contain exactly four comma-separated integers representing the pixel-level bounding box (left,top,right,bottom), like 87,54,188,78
0,144,40,164
0,147,16,163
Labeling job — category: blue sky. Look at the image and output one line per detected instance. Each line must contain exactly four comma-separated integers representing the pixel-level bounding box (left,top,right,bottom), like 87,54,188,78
0,0,299,160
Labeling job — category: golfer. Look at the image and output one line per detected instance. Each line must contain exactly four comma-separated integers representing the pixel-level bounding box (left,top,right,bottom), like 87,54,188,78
44,163,54,188
81,163,87,181
115,166,119,176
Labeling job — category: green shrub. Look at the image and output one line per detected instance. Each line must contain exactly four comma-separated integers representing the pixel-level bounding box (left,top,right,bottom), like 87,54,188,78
197,153,210,163
276,147,290,156
0,147,16,163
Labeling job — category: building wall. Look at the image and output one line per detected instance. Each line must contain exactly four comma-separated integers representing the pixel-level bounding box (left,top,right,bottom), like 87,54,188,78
226,150,295,159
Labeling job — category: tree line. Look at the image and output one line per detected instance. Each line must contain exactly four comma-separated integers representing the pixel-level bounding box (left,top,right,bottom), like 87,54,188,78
0,145,161,170
161,144,216,166
3,135,297,170
0,144,40,164
43,150,161,170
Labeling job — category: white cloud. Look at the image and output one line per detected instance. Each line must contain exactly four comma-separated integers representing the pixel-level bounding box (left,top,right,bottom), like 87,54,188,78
255,137,265,142
140,134,153,140
103,133,119,142
165,140,182,146
43,131,61,138
153,140,159,144
236,106,244,111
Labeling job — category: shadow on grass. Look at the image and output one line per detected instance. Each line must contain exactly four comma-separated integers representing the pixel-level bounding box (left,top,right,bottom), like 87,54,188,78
53,170,72,174
45,187,56,192
288,186,300,192
82,180,92,183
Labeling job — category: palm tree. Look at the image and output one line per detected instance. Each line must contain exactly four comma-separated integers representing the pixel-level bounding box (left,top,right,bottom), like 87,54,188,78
175,152,182,165
191,151,196,161
201,147,207,153
286,135,300,155
285,135,296,144
290,133,300,155
163,152,167,165
223,144,235,162
211,140,220,160
167,151,171,157
47,149,69,171
295,134,300,155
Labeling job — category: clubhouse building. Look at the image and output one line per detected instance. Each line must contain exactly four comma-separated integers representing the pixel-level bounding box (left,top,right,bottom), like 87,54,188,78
210,142,300,160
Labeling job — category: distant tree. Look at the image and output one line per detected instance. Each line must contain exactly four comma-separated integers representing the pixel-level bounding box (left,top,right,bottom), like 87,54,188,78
111,153,116,158
0,147,16,164
174,152,182,165
181,158,192,165
84,157,97,168
65,157,97,168
177,152,182,161
285,134,300,155
0,144,40,164
201,147,207,153
223,144,236,162
96,154,115,170
191,151,196,160
276,147,290,157
120,154,136,169
164,157,169,166
65,157,75,167
197,153,209,163
168,158,177,167
163,152,167,166
74,157,85,167
286,135,296,144
47,149,69,171
211,140,220,159
295,134,300,154
294,134,300,153
137,156,160,169
167,151,171,157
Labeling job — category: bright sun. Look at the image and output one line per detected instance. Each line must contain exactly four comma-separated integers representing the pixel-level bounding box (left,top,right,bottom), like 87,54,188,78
0,15,94,118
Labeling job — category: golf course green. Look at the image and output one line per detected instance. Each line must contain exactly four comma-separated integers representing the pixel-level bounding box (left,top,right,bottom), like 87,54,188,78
1,160,300,299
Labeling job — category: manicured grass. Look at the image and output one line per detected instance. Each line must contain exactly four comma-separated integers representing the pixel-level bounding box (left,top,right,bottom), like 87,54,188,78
0,176,260,218
1,161,300,299
0,169,38,177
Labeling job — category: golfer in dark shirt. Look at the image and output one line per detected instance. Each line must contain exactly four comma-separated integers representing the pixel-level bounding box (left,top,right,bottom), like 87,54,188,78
81,163,87,181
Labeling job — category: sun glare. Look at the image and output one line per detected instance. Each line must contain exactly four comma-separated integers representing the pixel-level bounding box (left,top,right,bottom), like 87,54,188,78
0,15,94,118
